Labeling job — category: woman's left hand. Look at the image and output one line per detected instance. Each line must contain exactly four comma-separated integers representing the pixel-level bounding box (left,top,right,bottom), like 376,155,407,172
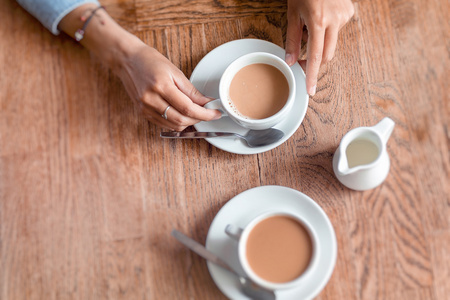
285,0,355,96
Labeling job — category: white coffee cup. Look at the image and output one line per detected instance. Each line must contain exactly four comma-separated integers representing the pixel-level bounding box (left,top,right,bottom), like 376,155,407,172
205,52,296,130
225,211,319,291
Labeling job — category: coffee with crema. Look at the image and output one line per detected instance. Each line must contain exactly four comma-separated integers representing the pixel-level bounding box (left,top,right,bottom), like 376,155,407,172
245,215,313,283
229,63,289,119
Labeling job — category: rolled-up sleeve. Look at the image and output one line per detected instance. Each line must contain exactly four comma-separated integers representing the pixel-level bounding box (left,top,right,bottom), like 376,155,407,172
16,0,100,35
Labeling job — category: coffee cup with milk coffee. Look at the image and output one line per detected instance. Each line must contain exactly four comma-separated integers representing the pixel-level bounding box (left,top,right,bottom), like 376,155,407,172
204,52,296,130
225,211,319,290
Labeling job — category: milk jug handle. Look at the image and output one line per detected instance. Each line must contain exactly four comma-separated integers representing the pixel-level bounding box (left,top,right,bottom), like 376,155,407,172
372,117,395,143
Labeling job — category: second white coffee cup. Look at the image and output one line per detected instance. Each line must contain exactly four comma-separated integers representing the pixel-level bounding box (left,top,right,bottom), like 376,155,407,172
225,211,319,291
205,52,296,130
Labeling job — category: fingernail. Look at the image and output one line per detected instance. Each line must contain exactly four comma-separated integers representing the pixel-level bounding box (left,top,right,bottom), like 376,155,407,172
213,112,222,120
309,85,316,96
285,53,294,66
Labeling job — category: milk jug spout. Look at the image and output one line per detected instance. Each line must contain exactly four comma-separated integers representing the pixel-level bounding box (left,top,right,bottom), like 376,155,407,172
372,117,395,144
337,153,351,176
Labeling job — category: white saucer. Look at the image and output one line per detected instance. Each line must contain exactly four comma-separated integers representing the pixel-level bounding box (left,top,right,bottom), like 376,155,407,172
205,186,337,300
191,39,309,155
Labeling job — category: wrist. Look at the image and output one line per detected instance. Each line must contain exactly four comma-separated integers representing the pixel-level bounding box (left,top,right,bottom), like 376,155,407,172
85,17,144,73
59,4,145,72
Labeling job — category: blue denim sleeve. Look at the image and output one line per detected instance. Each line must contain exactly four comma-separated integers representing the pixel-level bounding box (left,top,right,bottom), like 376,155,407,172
16,0,100,35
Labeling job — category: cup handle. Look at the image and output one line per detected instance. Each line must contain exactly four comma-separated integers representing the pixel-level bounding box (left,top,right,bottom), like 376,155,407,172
225,224,243,241
204,99,228,117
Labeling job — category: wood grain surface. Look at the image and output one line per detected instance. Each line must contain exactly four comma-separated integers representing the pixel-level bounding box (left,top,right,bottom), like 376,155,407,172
1,0,449,299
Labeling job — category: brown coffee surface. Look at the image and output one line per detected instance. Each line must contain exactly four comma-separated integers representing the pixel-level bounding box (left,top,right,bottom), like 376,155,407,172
246,215,313,283
229,63,289,119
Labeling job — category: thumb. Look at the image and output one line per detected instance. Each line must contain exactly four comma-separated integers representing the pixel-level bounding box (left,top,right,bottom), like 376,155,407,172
174,73,211,106
174,73,221,120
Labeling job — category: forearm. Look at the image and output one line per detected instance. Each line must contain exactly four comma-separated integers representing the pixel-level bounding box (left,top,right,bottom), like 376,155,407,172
16,0,99,34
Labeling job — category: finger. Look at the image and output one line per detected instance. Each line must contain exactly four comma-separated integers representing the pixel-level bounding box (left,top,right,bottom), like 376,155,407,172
285,13,304,66
174,73,214,106
142,104,195,131
140,91,205,130
163,82,221,122
322,26,339,63
341,2,355,29
173,74,221,120
141,107,174,130
305,25,325,96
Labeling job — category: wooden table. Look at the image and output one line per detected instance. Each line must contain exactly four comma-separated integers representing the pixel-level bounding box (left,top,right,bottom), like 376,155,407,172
1,0,448,299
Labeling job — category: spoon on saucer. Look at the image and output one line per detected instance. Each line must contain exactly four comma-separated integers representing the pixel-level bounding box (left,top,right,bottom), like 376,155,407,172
172,230,276,300
160,128,284,148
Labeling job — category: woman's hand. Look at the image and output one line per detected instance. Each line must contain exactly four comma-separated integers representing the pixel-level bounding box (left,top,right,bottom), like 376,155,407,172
115,42,221,131
59,4,220,130
285,0,355,96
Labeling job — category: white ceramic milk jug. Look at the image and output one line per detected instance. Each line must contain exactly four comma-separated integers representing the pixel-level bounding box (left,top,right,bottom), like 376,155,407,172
332,117,395,191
